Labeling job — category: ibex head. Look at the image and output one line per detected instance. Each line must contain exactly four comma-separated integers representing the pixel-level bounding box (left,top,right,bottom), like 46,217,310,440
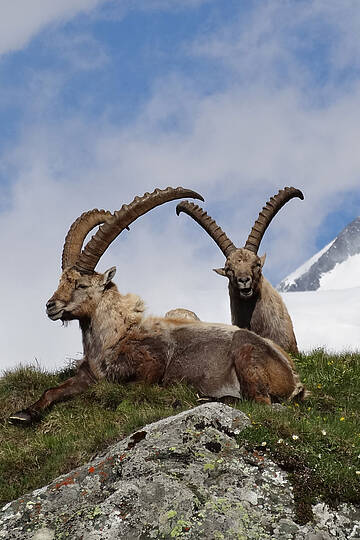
214,249,266,298
46,267,117,321
46,187,204,322
176,187,304,300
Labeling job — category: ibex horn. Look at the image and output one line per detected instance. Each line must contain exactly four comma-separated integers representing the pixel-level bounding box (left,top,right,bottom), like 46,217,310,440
62,209,113,270
75,187,204,273
244,187,304,254
176,201,236,258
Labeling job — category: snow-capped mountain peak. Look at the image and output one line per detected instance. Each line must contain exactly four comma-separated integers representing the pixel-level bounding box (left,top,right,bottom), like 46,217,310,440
278,216,360,292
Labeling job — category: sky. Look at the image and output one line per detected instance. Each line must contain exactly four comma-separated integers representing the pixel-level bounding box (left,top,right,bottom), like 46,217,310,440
0,0,360,371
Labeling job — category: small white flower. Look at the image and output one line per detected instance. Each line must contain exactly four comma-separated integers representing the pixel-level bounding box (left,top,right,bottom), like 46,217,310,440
261,441,267,446
292,435,299,440
321,430,326,436
356,471,360,475
318,454,322,458
277,438,284,444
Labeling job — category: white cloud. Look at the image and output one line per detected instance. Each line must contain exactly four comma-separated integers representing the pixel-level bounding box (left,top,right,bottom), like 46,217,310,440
131,0,212,8
51,32,109,71
0,0,108,56
191,0,360,93
100,0,213,18
310,1,360,72
0,0,214,58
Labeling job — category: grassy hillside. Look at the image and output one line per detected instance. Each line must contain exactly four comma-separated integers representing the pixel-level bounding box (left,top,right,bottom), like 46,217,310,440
1,349,359,522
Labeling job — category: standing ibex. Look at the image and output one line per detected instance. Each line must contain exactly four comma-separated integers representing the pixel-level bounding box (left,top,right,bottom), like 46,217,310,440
9,187,305,425
176,187,303,354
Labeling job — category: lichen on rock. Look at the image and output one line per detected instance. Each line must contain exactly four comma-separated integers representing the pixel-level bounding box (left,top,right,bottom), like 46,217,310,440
0,403,359,539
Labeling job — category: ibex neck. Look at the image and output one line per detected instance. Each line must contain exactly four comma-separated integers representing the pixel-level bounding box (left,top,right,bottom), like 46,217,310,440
80,289,144,357
229,282,258,329
80,317,93,357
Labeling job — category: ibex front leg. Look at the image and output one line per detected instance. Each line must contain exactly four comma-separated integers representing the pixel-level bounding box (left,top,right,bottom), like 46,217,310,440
8,361,96,426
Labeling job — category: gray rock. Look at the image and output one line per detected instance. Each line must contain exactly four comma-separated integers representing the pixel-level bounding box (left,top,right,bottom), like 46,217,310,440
304,533,332,540
0,403,359,539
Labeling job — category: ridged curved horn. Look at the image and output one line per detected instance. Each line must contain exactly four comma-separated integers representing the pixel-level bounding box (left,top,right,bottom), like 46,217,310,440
62,209,113,270
75,187,204,273
244,187,304,254
176,201,236,258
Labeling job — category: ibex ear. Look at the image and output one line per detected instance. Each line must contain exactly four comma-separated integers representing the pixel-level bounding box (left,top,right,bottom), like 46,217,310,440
259,254,266,267
213,267,226,277
102,266,116,286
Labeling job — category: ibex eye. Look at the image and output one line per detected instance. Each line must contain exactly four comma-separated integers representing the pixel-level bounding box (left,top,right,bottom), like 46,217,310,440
76,283,88,289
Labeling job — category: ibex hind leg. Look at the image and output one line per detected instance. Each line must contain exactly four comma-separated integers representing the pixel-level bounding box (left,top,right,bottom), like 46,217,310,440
232,343,272,405
8,361,95,426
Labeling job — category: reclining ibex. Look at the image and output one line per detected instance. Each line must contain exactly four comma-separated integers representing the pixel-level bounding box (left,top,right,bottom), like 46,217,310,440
9,187,305,425
176,187,303,354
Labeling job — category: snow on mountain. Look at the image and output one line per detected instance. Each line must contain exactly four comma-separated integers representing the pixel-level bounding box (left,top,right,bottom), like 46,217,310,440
282,288,360,352
319,253,360,290
278,216,360,292
276,216,360,351
279,240,334,290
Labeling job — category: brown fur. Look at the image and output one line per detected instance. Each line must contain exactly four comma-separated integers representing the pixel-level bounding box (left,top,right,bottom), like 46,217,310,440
230,329,299,403
215,248,298,354
9,267,305,424
164,308,200,321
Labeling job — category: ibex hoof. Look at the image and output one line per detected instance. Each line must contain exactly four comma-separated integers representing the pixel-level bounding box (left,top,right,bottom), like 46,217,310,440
8,410,36,426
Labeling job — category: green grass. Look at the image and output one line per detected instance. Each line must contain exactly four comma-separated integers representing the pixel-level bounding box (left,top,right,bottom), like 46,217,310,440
0,364,198,506
236,349,360,522
1,349,359,522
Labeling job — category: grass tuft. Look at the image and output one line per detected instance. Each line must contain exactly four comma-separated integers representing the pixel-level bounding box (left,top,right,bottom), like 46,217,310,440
237,348,360,522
